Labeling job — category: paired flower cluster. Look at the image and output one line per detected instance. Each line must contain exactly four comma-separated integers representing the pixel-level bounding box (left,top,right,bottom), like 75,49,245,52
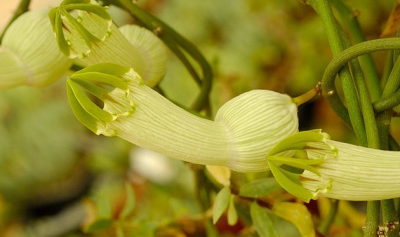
69,60,400,201
2,0,399,202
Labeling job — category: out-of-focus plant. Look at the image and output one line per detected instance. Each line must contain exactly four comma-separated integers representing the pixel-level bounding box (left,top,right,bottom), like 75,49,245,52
1,0,400,237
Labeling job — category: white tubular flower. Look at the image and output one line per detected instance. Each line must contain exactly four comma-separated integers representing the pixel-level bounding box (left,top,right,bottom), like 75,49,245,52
267,129,400,202
66,63,298,173
119,25,167,88
49,0,166,87
0,9,72,90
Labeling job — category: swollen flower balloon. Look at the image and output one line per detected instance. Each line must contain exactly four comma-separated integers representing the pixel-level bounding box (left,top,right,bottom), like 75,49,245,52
66,63,299,173
0,9,72,90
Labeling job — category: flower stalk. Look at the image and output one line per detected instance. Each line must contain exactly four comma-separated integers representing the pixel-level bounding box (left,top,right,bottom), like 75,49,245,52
67,63,299,173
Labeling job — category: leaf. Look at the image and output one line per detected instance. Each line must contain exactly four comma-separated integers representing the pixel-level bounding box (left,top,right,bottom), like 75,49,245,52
212,186,231,224
227,195,238,226
250,202,279,237
239,178,282,198
273,202,315,237
84,218,113,233
206,165,231,186
381,2,400,37
116,227,125,237
97,195,113,218
119,183,136,220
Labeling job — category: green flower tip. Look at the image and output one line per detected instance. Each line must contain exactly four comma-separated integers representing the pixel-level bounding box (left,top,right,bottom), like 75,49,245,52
49,0,112,58
267,130,336,202
67,63,138,136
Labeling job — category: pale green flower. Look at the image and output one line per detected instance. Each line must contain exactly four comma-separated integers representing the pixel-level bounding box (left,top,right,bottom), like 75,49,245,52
49,0,166,87
0,9,72,90
267,129,400,202
66,63,299,173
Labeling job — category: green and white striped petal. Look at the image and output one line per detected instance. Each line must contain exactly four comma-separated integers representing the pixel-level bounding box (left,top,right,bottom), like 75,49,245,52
48,0,112,58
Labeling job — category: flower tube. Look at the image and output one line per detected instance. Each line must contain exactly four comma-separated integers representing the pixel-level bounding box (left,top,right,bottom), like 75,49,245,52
49,0,166,87
267,129,400,202
67,63,299,173
0,9,72,90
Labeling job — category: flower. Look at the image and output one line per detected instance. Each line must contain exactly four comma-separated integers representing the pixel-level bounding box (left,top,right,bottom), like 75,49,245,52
67,63,299,173
267,129,400,202
0,9,72,90
49,0,166,87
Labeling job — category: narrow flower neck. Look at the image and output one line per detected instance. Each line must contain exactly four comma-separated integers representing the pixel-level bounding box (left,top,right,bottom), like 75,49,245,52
111,84,234,167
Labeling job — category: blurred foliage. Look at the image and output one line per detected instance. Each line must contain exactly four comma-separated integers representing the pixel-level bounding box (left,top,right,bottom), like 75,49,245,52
0,0,397,237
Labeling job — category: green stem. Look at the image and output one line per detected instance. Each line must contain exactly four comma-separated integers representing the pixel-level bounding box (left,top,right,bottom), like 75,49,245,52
318,199,339,235
0,0,31,44
349,58,379,147
340,32,379,148
373,91,400,112
381,199,399,237
308,1,398,235
322,38,400,115
363,201,380,237
375,43,400,233
105,0,213,112
308,0,367,145
330,0,382,102
292,82,321,106
159,33,203,86
381,51,394,94
376,55,400,150
382,57,400,99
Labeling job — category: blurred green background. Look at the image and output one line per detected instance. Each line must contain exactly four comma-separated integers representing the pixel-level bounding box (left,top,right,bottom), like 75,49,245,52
0,0,396,236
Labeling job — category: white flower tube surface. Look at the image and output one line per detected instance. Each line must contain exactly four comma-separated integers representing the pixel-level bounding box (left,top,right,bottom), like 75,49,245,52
0,9,72,90
49,0,166,87
267,130,400,202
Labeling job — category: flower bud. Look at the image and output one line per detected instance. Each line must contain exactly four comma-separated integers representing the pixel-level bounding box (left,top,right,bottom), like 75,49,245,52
215,90,299,172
